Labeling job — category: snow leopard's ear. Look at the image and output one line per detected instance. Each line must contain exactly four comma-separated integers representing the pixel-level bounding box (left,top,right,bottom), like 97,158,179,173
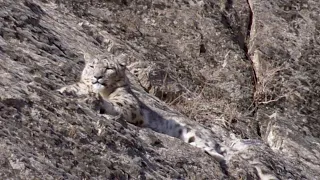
115,53,128,67
83,52,100,64
83,52,93,62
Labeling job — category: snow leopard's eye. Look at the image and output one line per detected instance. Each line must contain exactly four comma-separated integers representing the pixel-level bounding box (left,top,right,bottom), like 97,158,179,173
104,66,114,70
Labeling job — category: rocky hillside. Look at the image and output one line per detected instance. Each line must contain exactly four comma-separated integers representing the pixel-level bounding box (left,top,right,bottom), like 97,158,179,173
0,0,319,179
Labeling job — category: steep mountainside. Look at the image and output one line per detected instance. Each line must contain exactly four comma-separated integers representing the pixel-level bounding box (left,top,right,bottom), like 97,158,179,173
0,0,319,179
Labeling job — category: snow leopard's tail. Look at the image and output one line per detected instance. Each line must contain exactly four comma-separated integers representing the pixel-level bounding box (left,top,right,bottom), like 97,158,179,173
178,126,226,162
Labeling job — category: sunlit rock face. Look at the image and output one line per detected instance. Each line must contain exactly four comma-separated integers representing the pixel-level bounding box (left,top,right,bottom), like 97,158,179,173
0,0,319,179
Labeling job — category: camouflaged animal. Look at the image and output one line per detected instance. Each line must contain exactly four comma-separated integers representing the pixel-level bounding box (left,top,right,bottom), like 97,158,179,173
58,53,226,161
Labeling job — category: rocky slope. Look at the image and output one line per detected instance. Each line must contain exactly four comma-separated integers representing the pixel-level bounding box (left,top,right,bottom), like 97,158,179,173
0,0,319,179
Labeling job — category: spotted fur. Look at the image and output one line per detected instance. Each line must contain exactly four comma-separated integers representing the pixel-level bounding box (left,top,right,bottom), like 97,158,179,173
59,53,226,161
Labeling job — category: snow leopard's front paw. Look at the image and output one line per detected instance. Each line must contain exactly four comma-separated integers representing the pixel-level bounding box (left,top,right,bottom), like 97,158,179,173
85,93,103,112
57,86,78,96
